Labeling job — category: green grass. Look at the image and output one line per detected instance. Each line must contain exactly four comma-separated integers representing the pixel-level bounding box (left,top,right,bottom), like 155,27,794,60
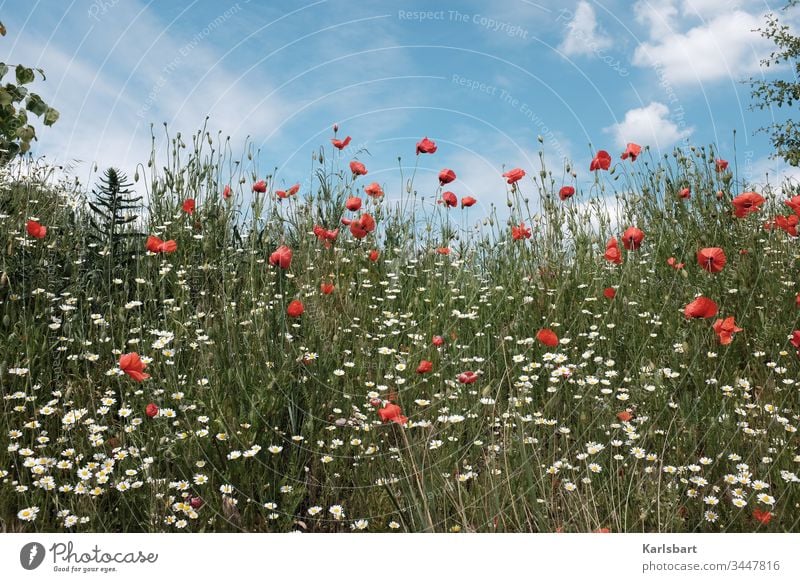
1,132,800,532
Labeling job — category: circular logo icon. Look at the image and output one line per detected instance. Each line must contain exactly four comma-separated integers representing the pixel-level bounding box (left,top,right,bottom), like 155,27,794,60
20,542,46,570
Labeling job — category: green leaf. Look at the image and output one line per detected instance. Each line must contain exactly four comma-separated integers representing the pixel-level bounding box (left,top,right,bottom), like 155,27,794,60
43,107,59,126
15,65,35,85
15,124,35,142
0,88,12,106
26,93,47,116
0,63,8,80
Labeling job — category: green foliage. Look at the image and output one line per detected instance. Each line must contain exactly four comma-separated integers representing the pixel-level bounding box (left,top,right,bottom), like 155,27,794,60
88,168,142,274
0,21,60,164
3,129,800,533
750,2,800,165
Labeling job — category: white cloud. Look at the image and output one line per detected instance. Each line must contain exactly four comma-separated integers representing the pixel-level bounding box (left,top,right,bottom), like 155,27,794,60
744,155,800,191
604,102,694,151
632,10,770,85
4,2,293,180
559,1,613,57
634,0,679,41
681,0,743,20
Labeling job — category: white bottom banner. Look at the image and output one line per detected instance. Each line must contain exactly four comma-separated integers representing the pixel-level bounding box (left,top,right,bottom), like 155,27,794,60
1,533,798,581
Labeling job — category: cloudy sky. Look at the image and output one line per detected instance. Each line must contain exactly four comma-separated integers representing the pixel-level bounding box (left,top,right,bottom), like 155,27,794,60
2,0,797,210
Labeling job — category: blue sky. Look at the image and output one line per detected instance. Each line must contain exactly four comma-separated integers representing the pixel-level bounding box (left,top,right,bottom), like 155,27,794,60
3,0,796,211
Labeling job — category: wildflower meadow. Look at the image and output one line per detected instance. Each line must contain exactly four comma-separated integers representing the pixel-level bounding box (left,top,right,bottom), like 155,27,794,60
2,127,800,534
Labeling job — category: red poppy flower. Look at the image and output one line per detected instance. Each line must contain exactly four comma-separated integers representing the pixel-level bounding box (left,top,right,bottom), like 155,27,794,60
439,168,456,185
616,410,633,422
502,168,526,184
26,220,47,239
119,352,150,382
287,299,304,318
790,330,800,350
442,191,457,207
559,186,575,201
269,245,293,269
795,293,800,308
363,182,383,198
712,316,742,345
697,247,727,273
590,150,612,171
512,223,531,241
350,160,367,176
732,192,765,218
536,328,559,347
145,403,159,418
378,403,407,425
189,496,204,509
603,287,616,299
416,137,437,155
436,247,450,255
320,282,335,295
432,335,445,347
350,214,376,239
222,184,232,199
684,296,718,319
417,360,433,374
594,528,611,533
604,237,622,264
252,180,267,193
331,136,351,150
461,196,476,208
785,195,800,215
146,236,177,254
313,225,339,243
276,183,300,199
368,249,380,262
715,159,729,172
457,371,478,384
620,143,642,161
775,214,799,237
622,226,644,250
753,509,772,525
667,257,684,270
678,187,691,199
342,197,361,213
182,199,196,214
